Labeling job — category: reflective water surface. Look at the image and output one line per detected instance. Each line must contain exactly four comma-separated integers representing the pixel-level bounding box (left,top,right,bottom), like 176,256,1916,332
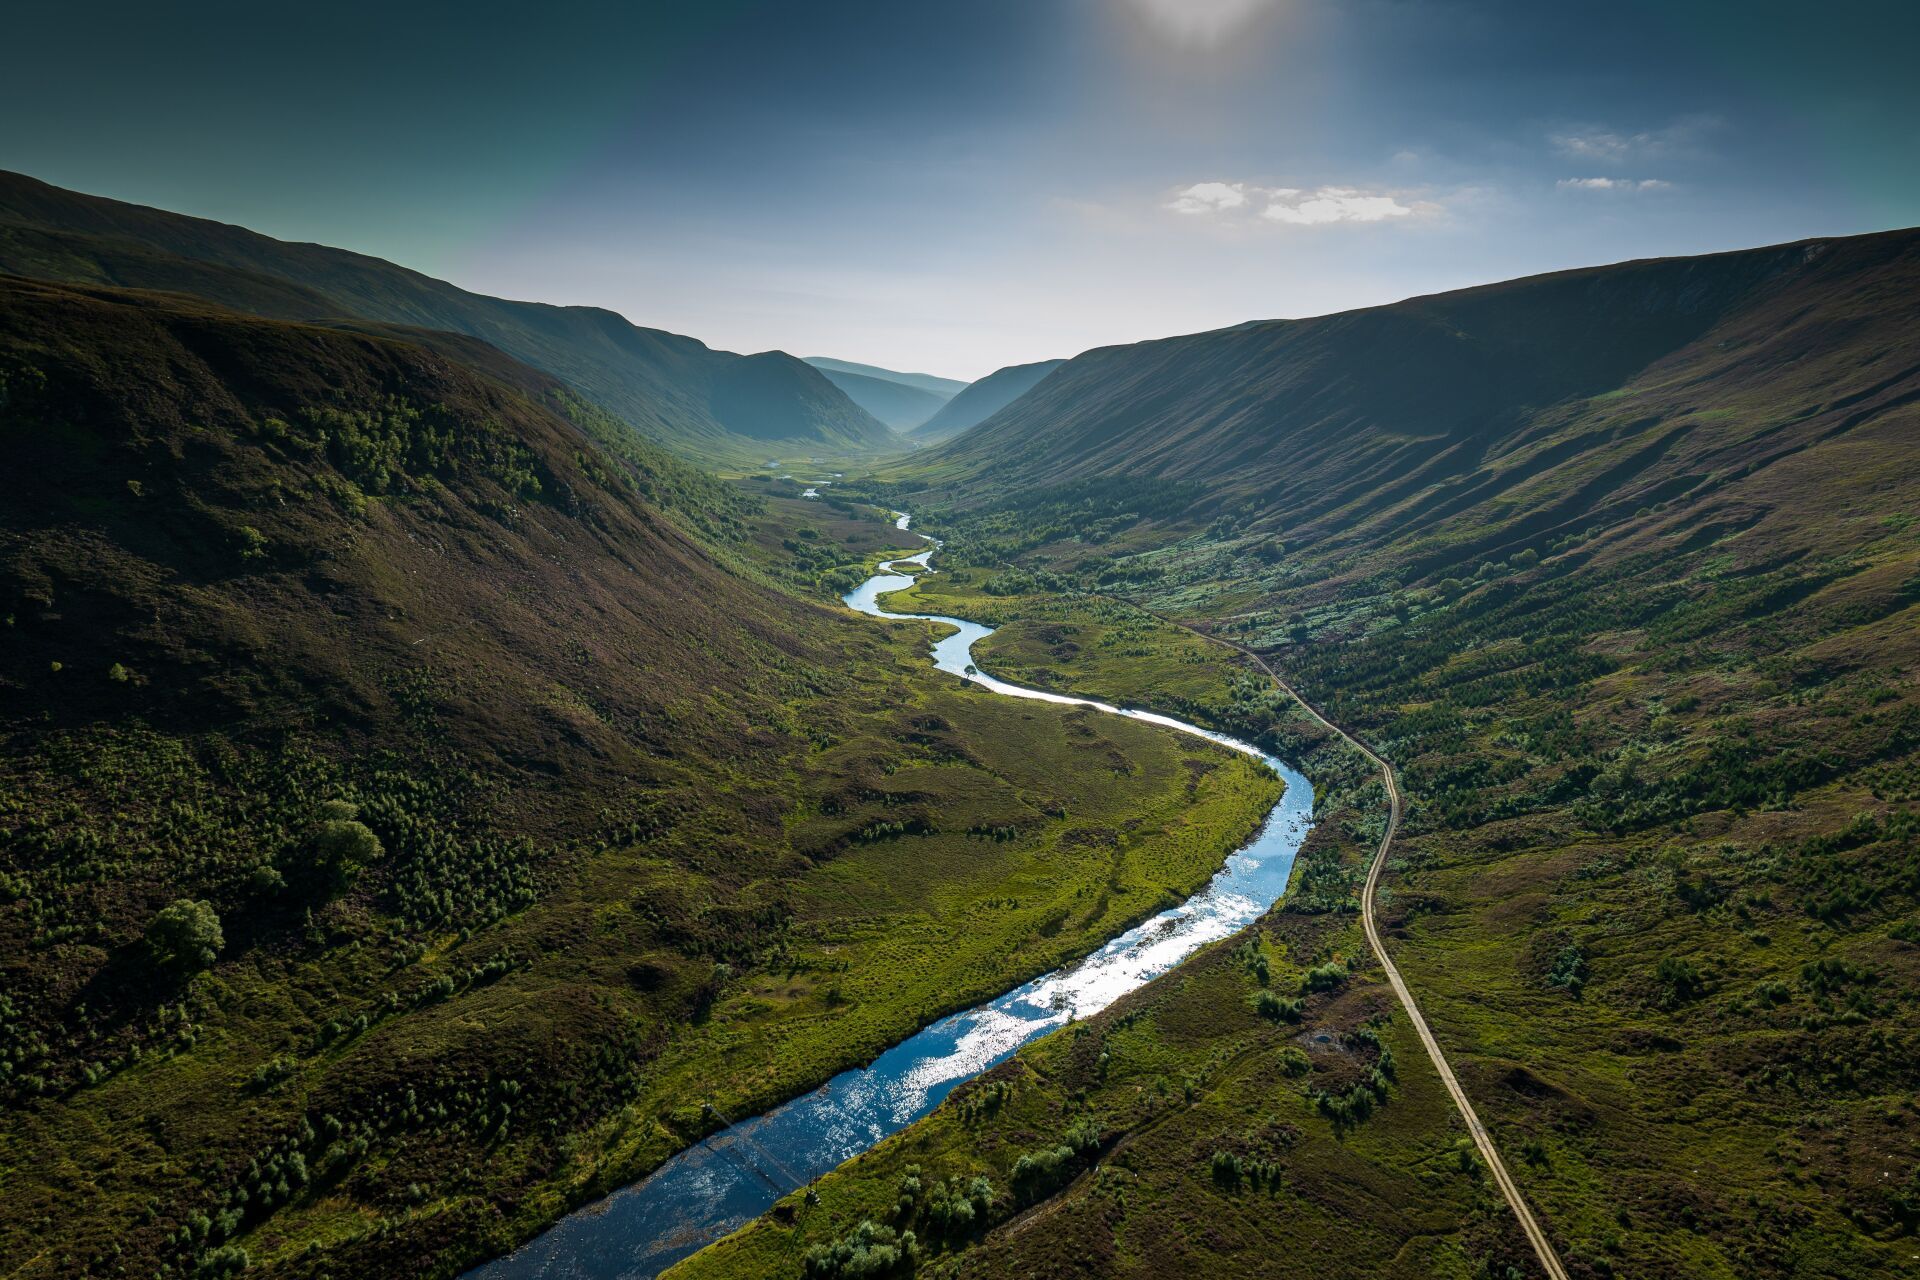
467,514,1312,1280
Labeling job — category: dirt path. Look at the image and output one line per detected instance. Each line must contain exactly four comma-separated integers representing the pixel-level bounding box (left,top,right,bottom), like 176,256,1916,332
1099,598,1572,1280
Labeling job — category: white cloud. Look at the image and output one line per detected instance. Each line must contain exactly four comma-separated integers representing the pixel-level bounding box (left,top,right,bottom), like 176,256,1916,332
1557,177,1672,192
1166,181,1250,214
1165,181,1435,227
1261,187,1415,225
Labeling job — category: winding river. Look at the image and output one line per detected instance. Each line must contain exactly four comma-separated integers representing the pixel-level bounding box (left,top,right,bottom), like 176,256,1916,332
468,514,1314,1280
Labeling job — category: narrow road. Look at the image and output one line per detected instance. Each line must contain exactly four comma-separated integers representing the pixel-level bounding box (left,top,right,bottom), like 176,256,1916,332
1096,597,1572,1280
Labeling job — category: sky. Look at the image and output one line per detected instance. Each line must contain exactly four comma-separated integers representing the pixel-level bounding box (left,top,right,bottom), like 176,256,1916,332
5,0,1918,380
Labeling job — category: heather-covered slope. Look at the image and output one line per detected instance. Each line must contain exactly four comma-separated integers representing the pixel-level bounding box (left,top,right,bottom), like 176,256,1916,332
767,228,1920,1279
0,279,1278,1279
911,357,1064,443
918,230,1918,515
0,170,893,461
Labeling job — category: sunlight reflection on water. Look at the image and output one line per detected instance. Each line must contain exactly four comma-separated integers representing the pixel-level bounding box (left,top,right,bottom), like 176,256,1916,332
466,514,1313,1280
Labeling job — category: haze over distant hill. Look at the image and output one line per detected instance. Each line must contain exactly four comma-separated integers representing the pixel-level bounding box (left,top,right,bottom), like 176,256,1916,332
804,357,966,399
0,170,892,462
804,364,951,431
804,357,967,432
912,357,1064,443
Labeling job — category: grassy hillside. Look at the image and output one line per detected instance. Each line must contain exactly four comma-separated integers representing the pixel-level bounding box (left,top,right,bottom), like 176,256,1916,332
0,279,1280,1279
0,170,893,463
911,358,1063,444
777,228,1920,1277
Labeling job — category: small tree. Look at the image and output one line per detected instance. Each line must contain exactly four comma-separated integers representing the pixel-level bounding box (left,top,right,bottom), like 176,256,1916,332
307,801,382,893
146,899,223,974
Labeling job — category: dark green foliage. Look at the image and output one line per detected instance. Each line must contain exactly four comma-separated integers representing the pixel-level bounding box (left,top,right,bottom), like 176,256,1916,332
953,1078,1012,1124
1254,989,1305,1022
1655,955,1706,1008
1209,1146,1284,1190
1545,944,1587,995
803,1219,917,1278
1302,960,1348,993
1009,1116,1101,1204
893,1164,996,1240
145,899,223,974
307,815,383,894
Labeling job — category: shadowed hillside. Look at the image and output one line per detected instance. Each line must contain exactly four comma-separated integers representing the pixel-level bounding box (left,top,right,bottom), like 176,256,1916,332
808,364,953,431
0,278,1281,1279
918,230,1918,549
0,171,893,462
912,357,1064,443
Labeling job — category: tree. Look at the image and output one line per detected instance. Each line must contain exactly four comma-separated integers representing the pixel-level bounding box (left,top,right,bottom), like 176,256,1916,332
146,899,223,974
306,801,383,893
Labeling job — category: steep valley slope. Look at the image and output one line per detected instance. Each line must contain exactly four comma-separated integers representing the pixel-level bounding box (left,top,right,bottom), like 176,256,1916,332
740,227,1920,1279
0,277,1280,1279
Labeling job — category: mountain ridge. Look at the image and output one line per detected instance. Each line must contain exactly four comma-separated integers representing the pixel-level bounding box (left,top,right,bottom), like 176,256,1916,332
924,229,1916,494
0,170,893,462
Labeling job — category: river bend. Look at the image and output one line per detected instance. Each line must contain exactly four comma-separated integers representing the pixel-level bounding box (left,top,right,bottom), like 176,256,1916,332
468,513,1313,1279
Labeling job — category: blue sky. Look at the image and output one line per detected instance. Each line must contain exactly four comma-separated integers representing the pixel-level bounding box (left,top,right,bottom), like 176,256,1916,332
5,0,1916,379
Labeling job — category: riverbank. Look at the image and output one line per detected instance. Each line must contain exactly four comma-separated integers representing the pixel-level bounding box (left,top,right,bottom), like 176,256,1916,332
458,519,1290,1278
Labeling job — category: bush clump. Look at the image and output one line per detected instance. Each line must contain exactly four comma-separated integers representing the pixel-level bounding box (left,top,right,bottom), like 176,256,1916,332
803,1219,917,1278
1010,1116,1101,1203
1254,989,1305,1022
1302,960,1348,993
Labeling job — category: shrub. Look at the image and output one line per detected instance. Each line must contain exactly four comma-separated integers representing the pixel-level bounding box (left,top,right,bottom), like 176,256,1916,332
1277,1046,1311,1077
1254,990,1304,1022
803,1219,917,1278
1010,1145,1075,1201
1209,1147,1284,1190
1302,960,1348,993
247,1055,297,1093
193,1245,250,1278
146,900,223,974
1010,1117,1101,1203
1544,945,1587,995
1656,956,1705,1008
